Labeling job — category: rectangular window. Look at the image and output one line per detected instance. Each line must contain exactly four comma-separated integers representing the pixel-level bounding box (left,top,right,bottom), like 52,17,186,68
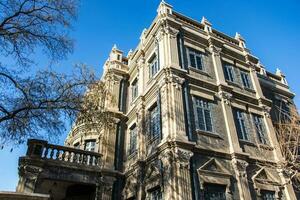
188,48,204,70
150,188,162,200
253,114,267,144
84,140,96,152
194,97,213,132
223,63,235,82
129,125,137,155
261,190,276,200
240,71,252,89
149,104,161,140
131,78,138,101
204,184,226,200
233,109,249,141
149,54,159,78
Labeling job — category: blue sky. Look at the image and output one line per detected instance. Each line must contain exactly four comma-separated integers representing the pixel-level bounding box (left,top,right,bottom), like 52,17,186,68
0,0,300,191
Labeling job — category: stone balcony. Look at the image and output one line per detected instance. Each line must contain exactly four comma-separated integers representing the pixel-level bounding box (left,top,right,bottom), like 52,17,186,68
17,139,103,200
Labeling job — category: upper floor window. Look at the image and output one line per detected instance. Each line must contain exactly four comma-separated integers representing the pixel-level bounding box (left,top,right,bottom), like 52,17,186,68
240,71,252,89
193,97,213,132
204,183,226,200
188,48,204,70
149,54,159,78
223,63,235,82
149,104,161,140
149,187,162,200
74,142,80,149
84,140,96,152
131,78,138,101
233,109,249,141
128,125,137,155
253,114,267,144
261,190,276,200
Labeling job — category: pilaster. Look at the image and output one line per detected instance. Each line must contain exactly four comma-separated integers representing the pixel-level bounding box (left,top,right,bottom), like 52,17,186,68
159,70,188,142
159,147,193,200
208,38,227,86
218,91,243,153
231,158,251,200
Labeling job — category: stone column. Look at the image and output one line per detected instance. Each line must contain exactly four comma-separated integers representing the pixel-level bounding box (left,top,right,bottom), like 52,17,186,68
159,147,193,200
208,41,227,86
232,159,251,200
159,70,188,142
136,103,146,160
218,91,243,153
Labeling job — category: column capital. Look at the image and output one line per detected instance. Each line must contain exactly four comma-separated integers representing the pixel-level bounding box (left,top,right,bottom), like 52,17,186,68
218,91,232,105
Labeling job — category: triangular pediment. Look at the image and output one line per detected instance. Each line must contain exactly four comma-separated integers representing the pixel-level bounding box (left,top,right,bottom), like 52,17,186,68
145,163,161,180
252,167,280,184
198,158,231,175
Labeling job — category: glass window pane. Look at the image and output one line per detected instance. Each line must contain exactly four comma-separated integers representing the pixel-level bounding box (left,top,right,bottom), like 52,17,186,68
204,184,226,200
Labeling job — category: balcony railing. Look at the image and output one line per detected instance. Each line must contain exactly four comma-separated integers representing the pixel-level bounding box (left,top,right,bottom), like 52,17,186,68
26,139,102,167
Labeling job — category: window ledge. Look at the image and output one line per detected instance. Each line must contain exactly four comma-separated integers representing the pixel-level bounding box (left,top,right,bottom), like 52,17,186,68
189,67,211,77
258,144,274,151
239,139,256,147
196,129,223,139
227,81,241,88
244,87,256,93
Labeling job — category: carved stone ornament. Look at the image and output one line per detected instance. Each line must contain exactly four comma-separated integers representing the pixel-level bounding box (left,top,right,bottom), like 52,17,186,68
164,25,179,38
159,70,184,90
210,45,222,57
232,159,248,178
175,149,193,163
261,105,271,118
218,91,232,105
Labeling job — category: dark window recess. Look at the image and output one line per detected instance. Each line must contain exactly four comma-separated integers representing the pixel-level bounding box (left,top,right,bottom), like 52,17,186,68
240,71,252,89
128,125,137,155
149,55,159,78
85,140,96,152
223,64,235,82
131,79,138,101
253,114,267,144
233,109,249,141
261,190,276,200
194,97,213,132
204,183,226,200
188,48,204,70
149,105,161,140
150,187,162,200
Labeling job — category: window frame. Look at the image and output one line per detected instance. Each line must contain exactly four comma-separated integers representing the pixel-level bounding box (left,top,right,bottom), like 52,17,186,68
261,190,276,200
149,104,161,140
252,114,267,144
128,124,137,156
234,109,249,141
131,78,138,102
84,139,96,152
203,183,227,200
223,63,235,83
149,54,159,78
188,48,204,71
149,187,162,200
193,97,213,133
240,71,252,89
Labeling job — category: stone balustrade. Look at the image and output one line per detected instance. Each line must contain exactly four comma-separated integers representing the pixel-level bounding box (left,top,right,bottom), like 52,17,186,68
26,139,102,167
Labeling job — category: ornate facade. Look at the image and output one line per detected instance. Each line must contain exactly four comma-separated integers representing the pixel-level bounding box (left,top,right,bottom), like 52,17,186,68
16,1,297,200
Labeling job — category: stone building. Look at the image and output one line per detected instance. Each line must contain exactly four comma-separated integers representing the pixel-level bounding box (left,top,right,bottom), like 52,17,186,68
16,1,297,200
